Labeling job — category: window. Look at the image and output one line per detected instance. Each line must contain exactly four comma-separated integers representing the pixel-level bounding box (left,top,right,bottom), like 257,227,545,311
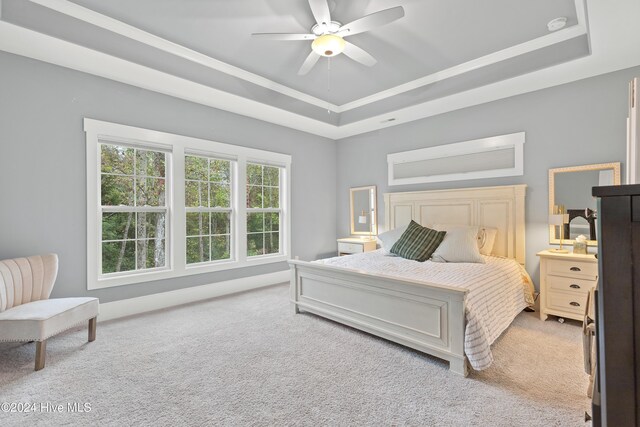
247,163,282,257
100,144,168,275
86,119,290,290
185,155,233,264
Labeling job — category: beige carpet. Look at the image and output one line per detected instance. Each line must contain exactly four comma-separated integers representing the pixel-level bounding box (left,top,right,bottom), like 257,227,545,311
0,284,590,426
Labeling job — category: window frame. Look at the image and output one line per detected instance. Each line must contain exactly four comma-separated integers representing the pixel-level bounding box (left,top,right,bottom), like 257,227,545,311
184,153,235,266
246,162,284,258
86,118,291,290
98,143,171,278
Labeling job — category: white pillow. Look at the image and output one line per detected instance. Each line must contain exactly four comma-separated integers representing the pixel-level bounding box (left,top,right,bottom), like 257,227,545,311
430,224,485,263
377,225,409,253
477,227,498,256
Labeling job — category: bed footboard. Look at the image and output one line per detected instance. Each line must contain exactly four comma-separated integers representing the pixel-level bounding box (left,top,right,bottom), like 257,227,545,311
289,260,469,376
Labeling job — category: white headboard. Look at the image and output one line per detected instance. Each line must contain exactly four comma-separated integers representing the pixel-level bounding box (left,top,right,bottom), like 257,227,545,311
384,185,526,265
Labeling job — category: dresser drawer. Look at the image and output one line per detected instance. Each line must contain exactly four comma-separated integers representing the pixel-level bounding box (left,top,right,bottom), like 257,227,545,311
547,290,589,315
546,259,598,280
548,274,596,294
338,242,363,254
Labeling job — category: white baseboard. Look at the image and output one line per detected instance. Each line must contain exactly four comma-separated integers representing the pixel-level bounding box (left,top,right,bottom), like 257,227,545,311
98,270,289,322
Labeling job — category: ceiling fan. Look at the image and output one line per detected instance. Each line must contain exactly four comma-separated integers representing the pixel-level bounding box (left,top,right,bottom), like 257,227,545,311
252,0,405,75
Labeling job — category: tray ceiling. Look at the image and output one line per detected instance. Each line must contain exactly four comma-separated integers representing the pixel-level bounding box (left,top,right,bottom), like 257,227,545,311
64,0,580,105
0,0,638,138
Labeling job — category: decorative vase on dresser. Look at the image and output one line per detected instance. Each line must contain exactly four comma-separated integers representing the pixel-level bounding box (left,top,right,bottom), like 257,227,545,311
337,237,377,256
536,250,598,321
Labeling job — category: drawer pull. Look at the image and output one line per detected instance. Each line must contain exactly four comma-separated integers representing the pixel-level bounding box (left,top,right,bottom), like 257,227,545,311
570,301,580,307
570,284,581,289
570,267,581,272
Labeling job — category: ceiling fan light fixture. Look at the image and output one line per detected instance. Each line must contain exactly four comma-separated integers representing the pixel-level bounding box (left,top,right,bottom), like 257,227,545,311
254,1,406,74
311,34,345,57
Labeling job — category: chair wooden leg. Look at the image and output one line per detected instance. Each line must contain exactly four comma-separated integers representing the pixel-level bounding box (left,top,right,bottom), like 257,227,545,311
35,341,46,371
88,317,97,342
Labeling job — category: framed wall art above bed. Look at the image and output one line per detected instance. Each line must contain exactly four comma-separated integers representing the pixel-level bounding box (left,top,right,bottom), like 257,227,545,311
289,184,527,377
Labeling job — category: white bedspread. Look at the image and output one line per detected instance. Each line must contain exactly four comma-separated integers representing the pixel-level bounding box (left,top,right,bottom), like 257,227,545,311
318,250,535,371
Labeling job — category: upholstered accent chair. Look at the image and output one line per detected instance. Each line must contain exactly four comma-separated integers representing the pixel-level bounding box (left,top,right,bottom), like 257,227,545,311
0,254,99,370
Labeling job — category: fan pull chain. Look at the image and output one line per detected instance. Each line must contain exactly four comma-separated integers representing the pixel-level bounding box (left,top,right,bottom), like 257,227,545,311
327,57,331,114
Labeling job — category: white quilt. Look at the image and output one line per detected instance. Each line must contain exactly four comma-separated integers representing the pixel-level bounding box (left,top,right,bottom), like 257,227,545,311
318,250,535,371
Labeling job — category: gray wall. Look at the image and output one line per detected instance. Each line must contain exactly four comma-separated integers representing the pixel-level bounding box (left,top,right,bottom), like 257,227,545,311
0,51,337,303
336,65,640,287
1,48,637,301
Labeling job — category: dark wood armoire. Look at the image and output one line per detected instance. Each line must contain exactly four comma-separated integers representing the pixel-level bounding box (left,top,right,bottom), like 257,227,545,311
592,184,640,426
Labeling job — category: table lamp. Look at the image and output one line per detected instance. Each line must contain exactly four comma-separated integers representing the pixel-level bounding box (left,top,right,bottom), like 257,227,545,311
549,213,570,253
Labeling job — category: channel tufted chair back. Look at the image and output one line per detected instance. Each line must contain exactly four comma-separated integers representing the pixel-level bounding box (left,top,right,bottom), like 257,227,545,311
0,253,99,371
0,253,58,313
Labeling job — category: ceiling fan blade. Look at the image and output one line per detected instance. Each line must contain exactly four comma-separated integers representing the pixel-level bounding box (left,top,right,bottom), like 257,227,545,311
338,6,405,37
343,42,377,67
298,51,321,75
308,0,331,25
251,33,316,41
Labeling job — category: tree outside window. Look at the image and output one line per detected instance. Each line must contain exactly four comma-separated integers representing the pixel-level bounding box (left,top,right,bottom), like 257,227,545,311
100,144,167,274
247,163,281,257
185,155,232,264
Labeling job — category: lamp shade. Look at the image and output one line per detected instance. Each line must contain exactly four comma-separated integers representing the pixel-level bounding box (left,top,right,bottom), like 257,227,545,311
311,34,346,57
358,215,367,224
548,214,569,225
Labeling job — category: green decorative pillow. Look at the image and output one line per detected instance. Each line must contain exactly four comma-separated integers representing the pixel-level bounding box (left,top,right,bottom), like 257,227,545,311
390,220,447,262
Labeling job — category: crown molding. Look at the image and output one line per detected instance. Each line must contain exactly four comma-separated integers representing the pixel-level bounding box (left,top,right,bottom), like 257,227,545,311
332,0,640,139
29,0,588,114
0,20,341,139
335,57,640,140
29,0,342,113
336,22,587,112
1,0,638,140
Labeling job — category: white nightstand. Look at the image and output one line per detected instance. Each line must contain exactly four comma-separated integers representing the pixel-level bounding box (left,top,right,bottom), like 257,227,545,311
337,237,377,256
537,250,598,321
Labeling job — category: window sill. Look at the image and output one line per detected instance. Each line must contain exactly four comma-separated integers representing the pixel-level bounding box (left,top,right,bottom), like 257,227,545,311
88,255,289,290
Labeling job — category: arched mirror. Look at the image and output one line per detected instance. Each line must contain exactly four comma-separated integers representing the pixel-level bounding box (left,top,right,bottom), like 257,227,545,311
350,185,377,238
549,162,621,246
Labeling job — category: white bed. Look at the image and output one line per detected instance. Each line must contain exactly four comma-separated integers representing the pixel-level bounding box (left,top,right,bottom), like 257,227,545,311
289,184,528,376
318,250,534,371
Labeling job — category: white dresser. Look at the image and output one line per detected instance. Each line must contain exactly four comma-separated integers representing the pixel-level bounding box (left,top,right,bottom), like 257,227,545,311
337,237,377,256
537,250,598,321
